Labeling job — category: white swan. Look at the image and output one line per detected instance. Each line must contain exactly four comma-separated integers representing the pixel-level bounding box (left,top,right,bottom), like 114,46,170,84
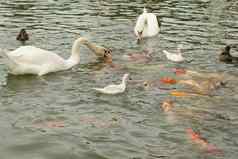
134,8,160,39
163,45,184,62
93,73,129,95
0,37,111,76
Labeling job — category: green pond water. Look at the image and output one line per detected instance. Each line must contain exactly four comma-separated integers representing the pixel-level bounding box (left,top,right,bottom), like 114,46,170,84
0,0,238,159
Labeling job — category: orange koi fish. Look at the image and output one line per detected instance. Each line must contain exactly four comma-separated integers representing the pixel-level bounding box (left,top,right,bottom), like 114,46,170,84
186,128,223,156
170,91,190,97
186,128,208,146
160,77,177,84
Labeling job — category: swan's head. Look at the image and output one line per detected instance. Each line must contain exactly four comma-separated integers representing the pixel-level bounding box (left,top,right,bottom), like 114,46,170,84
135,14,147,40
16,28,29,42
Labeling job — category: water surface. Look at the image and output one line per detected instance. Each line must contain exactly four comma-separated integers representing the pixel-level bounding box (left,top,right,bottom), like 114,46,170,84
0,0,238,159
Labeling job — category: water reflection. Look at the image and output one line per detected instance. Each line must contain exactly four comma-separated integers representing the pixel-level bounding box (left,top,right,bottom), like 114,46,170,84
0,0,238,159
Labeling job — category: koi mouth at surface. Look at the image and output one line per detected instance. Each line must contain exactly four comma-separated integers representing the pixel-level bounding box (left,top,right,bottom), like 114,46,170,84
186,128,224,156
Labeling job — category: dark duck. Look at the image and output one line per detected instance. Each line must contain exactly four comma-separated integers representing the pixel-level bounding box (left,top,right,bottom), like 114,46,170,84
219,45,238,63
16,29,29,43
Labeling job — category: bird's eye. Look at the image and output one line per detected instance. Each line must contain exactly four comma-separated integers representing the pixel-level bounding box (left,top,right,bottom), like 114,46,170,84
144,82,148,87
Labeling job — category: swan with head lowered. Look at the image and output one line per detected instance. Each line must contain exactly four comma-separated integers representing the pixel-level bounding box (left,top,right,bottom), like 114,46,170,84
134,8,161,40
0,37,112,76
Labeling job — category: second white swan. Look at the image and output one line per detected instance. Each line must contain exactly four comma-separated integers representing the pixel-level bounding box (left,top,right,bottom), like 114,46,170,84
134,8,160,40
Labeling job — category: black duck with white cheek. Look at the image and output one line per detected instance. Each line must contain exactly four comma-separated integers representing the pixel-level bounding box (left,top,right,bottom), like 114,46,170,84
219,45,238,63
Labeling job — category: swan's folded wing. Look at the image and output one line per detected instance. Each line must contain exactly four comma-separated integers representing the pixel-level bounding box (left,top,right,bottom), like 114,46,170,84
8,46,65,66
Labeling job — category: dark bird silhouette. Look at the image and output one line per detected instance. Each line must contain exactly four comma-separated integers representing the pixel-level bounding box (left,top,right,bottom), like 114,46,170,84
16,29,29,43
219,45,238,63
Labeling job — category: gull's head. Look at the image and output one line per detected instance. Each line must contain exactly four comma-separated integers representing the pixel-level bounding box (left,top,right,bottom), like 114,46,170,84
123,73,130,81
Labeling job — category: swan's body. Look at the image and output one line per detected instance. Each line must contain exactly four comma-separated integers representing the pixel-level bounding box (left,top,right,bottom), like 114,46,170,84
163,46,184,62
134,8,160,39
1,37,111,76
93,74,129,95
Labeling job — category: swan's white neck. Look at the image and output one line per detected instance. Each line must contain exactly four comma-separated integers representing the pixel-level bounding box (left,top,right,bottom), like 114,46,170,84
65,38,82,69
66,38,103,69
